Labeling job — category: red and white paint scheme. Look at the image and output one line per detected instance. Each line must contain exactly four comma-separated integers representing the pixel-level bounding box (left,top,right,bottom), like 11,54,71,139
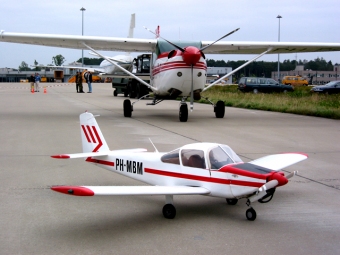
51,112,308,221
2,24,340,122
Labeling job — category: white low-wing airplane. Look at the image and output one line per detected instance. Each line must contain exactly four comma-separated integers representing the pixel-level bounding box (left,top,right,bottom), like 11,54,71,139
51,112,308,221
1,25,340,121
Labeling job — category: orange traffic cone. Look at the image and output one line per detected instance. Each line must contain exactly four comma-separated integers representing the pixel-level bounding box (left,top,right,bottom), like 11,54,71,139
44,87,47,94
31,86,34,93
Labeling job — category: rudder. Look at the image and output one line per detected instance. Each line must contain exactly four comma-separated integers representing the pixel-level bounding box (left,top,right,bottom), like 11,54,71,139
79,112,109,153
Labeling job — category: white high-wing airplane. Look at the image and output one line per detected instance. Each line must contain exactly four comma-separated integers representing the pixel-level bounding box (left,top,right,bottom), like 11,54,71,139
51,112,308,221
1,24,340,121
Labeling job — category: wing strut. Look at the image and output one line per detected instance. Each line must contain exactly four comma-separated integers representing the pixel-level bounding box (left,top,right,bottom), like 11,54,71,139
202,47,272,92
82,42,157,92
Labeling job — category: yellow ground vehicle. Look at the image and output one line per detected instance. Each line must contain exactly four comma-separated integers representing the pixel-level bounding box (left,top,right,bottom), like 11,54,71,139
282,75,308,86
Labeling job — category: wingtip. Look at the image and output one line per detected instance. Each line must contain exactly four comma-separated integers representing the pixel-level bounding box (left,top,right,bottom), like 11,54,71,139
51,154,70,159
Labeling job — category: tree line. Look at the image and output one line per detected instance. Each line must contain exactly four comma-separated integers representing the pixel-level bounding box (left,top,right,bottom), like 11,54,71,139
207,57,336,80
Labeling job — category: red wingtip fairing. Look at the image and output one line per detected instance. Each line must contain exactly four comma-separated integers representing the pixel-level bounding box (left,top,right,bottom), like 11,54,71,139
268,172,288,187
51,186,94,196
182,46,202,66
51,154,70,159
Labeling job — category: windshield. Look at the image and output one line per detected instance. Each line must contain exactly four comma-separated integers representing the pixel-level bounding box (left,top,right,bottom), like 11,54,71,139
209,145,242,170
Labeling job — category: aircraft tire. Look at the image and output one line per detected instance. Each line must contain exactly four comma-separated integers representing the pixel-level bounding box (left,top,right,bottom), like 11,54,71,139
179,103,188,122
246,208,257,221
215,100,225,118
123,99,132,117
226,198,238,205
162,204,176,219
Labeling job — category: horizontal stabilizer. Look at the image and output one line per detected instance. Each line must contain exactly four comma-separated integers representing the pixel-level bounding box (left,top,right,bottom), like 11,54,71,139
51,148,147,159
51,185,210,196
249,153,308,171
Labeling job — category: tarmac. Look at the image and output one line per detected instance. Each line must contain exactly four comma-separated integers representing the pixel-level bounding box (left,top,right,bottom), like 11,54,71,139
0,82,339,255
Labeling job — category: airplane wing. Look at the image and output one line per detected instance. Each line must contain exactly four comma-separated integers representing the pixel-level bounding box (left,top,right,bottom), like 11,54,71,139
51,185,210,196
1,31,340,54
0,32,157,52
248,153,308,171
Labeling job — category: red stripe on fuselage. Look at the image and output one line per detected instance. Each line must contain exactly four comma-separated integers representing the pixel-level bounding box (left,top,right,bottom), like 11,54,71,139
144,168,263,187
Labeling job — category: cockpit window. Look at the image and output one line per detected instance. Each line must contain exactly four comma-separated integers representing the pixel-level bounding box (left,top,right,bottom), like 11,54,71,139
161,149,180,165
220,145,242,163
209,145,242,170
181,149,206,169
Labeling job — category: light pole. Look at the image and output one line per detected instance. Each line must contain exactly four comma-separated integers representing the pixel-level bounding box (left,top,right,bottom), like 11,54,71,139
277,15,282,82
80,7,86,67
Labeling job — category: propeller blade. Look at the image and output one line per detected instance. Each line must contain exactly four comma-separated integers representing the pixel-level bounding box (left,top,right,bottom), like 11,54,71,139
190,65,194,111
285,171,298,179
249,179,279,203
144,26,185,52
200,28,240,51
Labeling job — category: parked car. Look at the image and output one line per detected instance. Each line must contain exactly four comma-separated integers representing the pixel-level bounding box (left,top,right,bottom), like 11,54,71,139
238,77,294,93
311,81,340,94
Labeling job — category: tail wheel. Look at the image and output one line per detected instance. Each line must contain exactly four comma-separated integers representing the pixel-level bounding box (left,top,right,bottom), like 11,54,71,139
246,208,257,221
162,204,176,219
123,99,132,117
179,103,188,122
214,100,225,118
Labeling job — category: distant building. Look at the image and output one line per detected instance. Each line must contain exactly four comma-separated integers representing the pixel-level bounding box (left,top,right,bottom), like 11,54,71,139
207,67,233,84
272,65,339,85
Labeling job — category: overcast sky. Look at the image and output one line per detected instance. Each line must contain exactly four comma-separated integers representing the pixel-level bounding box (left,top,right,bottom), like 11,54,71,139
0,0,339,68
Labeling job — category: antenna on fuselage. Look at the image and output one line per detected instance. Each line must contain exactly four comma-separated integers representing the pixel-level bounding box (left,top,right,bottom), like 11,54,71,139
148,138,159,153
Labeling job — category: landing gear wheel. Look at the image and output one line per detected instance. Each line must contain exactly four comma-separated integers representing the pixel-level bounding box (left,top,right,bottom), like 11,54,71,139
214,100,225,118
179,103,188,122
226,198,238,205
123,99,132,117
113,90,118,97
162,204,176,219
246,208,257,221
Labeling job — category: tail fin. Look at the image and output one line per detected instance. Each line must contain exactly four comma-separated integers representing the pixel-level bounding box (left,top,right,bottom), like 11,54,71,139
80,112,109,153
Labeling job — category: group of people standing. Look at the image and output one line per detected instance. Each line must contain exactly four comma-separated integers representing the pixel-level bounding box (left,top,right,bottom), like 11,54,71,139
28,73,41,92
76,71,92,93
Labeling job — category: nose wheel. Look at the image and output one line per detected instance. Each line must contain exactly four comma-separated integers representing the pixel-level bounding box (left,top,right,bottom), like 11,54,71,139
246,207,257,221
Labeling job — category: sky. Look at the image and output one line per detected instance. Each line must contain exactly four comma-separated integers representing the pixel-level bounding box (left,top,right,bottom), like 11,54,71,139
0,0,339,68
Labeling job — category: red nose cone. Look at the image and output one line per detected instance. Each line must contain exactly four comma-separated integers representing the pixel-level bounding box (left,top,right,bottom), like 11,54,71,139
182,46,202,66
268,172,288,187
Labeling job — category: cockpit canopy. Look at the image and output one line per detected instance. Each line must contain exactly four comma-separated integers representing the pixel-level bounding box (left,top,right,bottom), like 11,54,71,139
161,143,242,170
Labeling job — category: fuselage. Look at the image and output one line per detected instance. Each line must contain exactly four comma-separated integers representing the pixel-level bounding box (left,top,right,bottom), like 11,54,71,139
86,143,275,199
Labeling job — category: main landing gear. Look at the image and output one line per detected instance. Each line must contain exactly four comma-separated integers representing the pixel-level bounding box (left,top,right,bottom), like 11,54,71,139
163,195,176,219
123,96,226,122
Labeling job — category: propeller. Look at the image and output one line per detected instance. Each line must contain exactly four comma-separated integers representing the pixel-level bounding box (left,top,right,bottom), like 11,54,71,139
249,172,288,203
